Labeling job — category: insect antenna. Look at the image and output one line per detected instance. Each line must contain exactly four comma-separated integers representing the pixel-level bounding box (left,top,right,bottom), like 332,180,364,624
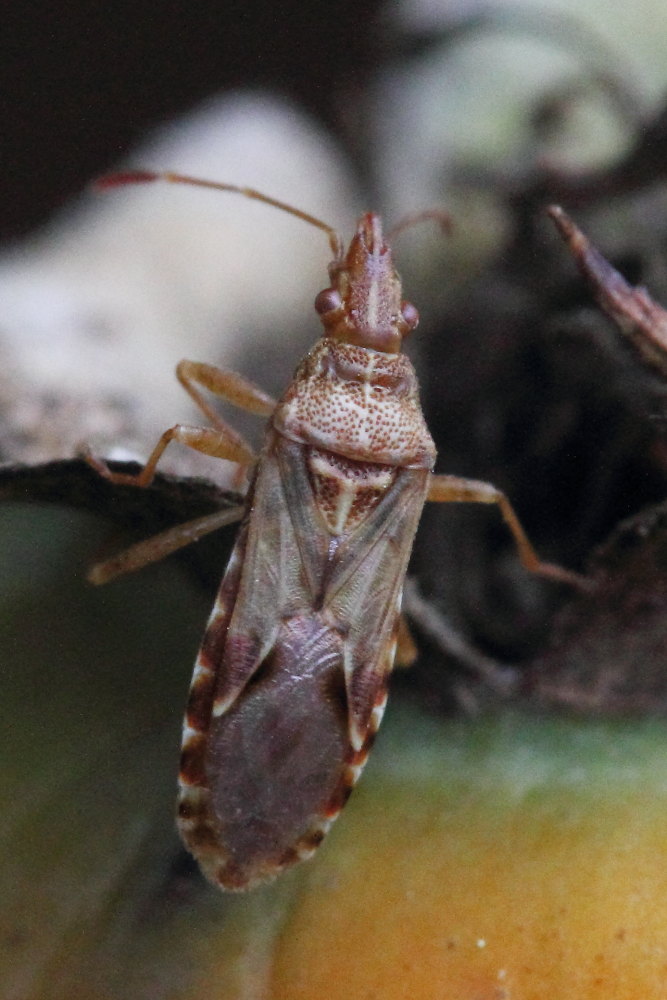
386,208,453,243
94,169,344,259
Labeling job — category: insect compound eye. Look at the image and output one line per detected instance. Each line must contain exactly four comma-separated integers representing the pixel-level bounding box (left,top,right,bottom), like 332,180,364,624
400,300,419,331
314,287,342,316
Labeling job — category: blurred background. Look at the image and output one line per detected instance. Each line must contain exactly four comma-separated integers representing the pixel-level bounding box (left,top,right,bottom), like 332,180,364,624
4,1,667,997
1,0,378,241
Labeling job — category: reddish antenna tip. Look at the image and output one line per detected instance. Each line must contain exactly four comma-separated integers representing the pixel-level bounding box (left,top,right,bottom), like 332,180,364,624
93,170,160,192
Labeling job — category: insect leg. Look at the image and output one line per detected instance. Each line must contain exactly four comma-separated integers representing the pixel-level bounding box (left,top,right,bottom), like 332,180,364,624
84,360,277,489
82,422,258,488
88,504,244,584
395,613,418,668
82,418,255,577
176,359,276,428
83,361,275,579
427,474,589,590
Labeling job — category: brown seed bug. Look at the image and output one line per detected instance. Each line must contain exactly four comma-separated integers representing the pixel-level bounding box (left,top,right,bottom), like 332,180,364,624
86,171,584,890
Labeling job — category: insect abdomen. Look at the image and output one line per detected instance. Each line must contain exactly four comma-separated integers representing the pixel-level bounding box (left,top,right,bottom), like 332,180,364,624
179,609,366,890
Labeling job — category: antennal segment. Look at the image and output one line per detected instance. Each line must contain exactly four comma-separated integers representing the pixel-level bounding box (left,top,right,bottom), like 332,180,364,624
94,169,343,259
387,208,453,243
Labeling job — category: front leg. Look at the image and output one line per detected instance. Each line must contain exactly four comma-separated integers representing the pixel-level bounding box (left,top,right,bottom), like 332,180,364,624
83,423,257,489
82,358,278,580
427,474,588,590
176,359,275,427
83,358,278,489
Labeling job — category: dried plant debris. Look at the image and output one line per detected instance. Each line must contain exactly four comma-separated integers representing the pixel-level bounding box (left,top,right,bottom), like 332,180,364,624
548,205,667,379
410,206,667,678
529,500,667,713
510,207,667,714
395,172,667,713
